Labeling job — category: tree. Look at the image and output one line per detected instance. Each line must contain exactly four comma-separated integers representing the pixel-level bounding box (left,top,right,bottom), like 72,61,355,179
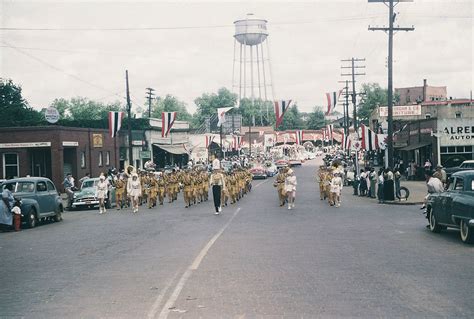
276,104,304,131
146,94,192,122
357,83,388,125
0,78,43,127
238,98,274,127
193,87,238,128
305,107,326,130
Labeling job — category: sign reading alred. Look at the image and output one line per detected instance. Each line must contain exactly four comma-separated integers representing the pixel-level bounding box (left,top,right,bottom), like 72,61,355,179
379,105,421,117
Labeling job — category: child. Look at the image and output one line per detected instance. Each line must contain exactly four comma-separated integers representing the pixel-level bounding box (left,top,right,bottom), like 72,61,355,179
12,198,22,231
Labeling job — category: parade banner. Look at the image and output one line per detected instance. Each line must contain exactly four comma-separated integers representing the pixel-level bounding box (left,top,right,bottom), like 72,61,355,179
361,124,379,151
325,90,342,115
274,100,292,129
217,107,233,127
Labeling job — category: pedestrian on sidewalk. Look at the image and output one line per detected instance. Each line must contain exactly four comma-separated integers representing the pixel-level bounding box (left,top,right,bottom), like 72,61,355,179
369,167,377,198
210,167,226,215
377,168,385,204
62,173,75,209
330,172,343,208
285,169,297,210
383,168,395,201
359,169,368,196
433,164,447,188
127,173,142,213
394,168,402,200
11,198,22,231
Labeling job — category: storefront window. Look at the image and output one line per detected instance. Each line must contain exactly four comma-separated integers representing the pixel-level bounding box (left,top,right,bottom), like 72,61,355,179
99,152,103,167
3,153,19,178
448,147,456,153
81,152,86,168
106,151,110,166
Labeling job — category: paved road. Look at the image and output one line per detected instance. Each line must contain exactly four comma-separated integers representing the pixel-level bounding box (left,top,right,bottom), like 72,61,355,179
1,159,473,318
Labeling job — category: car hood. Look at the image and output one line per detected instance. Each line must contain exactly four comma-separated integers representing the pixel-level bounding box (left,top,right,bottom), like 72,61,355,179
75,187,97,197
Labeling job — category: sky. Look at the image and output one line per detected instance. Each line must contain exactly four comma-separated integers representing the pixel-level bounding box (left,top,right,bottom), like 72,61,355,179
0,0,472,115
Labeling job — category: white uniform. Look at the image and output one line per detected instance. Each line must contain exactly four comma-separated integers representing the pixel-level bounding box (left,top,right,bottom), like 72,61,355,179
96,180,108,199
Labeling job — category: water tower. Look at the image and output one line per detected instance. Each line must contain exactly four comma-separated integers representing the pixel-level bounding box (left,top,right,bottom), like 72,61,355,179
232,13,274,106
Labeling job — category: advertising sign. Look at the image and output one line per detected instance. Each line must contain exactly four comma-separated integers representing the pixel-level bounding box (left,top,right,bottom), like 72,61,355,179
45,107,60,124
379,105,421,117
437,119,474,146
0,142,51,148
93,134,103,148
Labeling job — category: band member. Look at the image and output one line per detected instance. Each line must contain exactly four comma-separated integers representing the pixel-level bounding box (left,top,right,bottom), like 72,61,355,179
330,172,343,208
148,172,158,209
127,173,142,213
96,175,108,214
210,167,226,215
115,175,126,210
285,169,297,210
157,172,166,205
274,168,287,207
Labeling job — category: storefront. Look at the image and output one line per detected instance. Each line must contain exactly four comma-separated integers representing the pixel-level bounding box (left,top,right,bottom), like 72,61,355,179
437,118,474,167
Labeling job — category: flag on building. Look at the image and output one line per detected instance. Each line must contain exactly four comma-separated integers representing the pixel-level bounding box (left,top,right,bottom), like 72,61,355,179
360,124,379,151
233,135,242,150
162,112,177,138
205,135,215,148
341,132,352,150
326,90,342,115
377,134,388,150
217,107,233,127
108,111,124,138
326,124,334,141
295,130,303,145
274,100,292,129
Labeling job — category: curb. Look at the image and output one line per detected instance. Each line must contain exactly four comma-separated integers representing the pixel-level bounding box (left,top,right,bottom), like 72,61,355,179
383,200,424,206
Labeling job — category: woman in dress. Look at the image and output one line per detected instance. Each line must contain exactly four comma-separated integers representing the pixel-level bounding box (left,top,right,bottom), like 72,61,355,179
285,169,297,210
330,172,343,207
127,173,142,213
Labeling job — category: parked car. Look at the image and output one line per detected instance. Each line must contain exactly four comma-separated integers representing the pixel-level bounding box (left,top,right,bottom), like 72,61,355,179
71,178,116,210
275,157,289,169
264,161,278,177
249,164,267,180
445,160,474,178
1,177,63,228
426,170,474,244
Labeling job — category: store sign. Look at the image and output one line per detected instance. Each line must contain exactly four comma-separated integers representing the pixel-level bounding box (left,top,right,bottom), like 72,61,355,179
438,119,474,146
93,134,103,148
0,142,51,148
132,140,145,146
45,107,60,124
139,150,151,159
379,105,421,117
62,141,79,147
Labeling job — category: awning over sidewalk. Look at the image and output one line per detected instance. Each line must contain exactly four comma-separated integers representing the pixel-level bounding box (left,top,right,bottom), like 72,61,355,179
398,142,431,151
153,144,189,155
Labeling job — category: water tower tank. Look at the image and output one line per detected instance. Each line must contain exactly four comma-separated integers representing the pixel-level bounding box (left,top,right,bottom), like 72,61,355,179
234,13,268,46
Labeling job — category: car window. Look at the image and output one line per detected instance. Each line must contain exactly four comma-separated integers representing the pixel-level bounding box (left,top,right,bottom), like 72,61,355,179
15,182,35,193
47,181,56,192
82,180,98,188
36,181,48,192
453,178,464,191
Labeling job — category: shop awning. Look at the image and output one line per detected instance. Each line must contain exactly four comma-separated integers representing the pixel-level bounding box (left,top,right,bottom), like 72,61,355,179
398,142,431,151
153,144,189,155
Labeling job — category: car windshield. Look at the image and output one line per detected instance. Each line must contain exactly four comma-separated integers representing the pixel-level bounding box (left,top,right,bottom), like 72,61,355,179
82,180,98,189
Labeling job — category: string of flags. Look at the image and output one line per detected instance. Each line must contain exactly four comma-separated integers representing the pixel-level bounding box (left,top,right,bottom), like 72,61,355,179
162,111,177,137
325,90,343,115
108,111,124,138
274,100,292,129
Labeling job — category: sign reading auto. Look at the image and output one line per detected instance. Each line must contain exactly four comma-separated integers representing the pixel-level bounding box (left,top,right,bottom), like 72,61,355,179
438,119,474,146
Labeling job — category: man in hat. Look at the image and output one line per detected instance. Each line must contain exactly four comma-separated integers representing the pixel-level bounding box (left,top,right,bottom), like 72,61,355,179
433,164,447,188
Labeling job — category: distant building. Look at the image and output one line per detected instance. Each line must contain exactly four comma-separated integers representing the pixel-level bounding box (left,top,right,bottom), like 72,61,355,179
395,79,447,105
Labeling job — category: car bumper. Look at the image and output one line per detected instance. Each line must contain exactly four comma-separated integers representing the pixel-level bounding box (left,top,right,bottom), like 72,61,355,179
469,219,474,227
72,200,100,207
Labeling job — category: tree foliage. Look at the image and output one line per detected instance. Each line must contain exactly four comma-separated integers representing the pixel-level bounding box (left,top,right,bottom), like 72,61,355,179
357,83,388,125
276,105,304,131
193,87,238,128
238,98,274,127
147,94,192,122
49,97,125,122
305,107,326,130
0,78,43,127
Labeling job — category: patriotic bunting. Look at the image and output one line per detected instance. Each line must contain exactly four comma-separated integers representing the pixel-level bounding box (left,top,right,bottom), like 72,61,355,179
274,100,292,129
360,124,379,151
295,130,303,145
233,135,243,151
326,90,342,115
205,135,215,148
108,111,124,138
341,132,352,151
162,112,177,138
326,124,334,141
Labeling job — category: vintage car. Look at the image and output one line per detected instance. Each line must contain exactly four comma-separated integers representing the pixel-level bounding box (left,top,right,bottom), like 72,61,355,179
445,160,474,178
275,157,289,169
249,164,267,180
1,177,63,228
264,161,278,177
71,177,116,210
426,170,474,244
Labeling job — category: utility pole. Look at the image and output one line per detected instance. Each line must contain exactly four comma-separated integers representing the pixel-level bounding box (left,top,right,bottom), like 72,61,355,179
126,70,133,166
341,58,366,132
369,0,414,168
145,87,155,118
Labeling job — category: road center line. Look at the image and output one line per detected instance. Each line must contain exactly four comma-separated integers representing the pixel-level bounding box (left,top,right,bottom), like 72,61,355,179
155,207,241,319
146,269,181,319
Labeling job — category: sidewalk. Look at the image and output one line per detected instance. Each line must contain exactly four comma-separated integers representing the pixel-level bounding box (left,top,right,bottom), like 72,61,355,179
346,180,426,206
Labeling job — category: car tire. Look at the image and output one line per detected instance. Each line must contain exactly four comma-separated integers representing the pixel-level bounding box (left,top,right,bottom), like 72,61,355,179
53,207,63,222
27,209,37,229
460,220,474,244
429,210,442,233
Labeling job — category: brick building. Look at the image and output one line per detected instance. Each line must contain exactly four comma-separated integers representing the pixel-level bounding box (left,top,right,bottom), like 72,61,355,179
0,126,119,190
395,79,447,105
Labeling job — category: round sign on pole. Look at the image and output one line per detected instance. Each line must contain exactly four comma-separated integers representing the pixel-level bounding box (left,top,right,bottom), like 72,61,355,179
45,107,60,124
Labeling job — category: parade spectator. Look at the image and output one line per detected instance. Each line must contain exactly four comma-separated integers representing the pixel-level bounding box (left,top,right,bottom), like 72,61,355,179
285,169,297,210
383,168,395,201
11,198,22,231
369,167,377,198
377,168,384,204
78,173,90,185
409,160,417,180
424,159,432,172
433,164,447,187
62,173,75,209
0,183,14,229
359,169,368,196
422,170,444,209
394,168,402,200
